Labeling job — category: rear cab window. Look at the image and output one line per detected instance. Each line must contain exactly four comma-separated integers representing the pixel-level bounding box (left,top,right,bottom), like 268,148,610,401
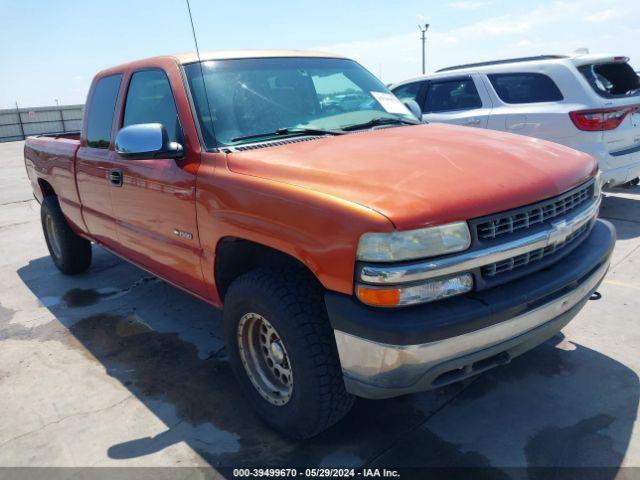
488,73,563,104
85,74,122,148
578,61,640,98
424,78,482,113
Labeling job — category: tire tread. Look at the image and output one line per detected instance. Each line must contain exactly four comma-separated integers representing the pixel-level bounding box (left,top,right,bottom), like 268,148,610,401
224,267,354,438
41,196,92,275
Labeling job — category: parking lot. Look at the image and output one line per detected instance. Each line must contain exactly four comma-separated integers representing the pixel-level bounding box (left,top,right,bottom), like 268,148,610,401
1,139,639,472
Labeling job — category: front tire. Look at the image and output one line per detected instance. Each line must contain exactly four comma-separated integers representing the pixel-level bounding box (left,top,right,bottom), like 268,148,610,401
41,196,92,275
223,267,354,439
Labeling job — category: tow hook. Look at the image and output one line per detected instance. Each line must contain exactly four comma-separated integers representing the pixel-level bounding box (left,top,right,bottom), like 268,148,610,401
589,291,602,301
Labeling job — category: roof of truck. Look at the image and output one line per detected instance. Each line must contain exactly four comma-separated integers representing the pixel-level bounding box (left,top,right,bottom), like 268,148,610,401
174,49,347,64
96,50,348,82
103,50,347,74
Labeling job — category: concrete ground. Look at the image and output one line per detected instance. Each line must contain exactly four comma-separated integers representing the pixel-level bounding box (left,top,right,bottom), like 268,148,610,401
0,140,639,475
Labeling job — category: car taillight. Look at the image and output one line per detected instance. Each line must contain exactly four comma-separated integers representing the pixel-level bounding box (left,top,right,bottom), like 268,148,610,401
569,106,638,131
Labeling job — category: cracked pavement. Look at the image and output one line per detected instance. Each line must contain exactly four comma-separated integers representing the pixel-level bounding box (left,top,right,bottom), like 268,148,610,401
0,141,639,474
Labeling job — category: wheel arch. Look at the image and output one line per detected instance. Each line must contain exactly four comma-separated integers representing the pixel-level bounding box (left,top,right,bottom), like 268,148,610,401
38,178,56,198
214,236,322,303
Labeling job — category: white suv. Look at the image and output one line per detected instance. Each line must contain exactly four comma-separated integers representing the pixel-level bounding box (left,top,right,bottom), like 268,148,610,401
391,53,640,188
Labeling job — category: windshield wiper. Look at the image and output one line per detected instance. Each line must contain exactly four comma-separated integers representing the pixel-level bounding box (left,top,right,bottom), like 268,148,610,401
231,127,343,143
340,117,421,132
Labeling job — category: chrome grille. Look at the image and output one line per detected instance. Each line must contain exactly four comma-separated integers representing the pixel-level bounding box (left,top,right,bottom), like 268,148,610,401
482,223,589,277
476,181,594,240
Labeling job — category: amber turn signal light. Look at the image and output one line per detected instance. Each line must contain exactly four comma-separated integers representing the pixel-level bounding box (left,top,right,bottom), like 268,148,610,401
356,285,401,307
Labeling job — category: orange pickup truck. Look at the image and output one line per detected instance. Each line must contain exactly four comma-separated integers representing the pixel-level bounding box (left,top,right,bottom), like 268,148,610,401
24,50,614,439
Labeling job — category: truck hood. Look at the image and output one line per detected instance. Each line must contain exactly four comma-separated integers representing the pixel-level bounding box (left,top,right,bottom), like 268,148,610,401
226,123,596,229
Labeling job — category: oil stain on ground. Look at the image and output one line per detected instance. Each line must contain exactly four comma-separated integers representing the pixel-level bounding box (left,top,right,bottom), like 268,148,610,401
52,277,159,309
525,414,620,472
368,423,509,479
62,288,113,307
66,312,487,468
68,313,297,465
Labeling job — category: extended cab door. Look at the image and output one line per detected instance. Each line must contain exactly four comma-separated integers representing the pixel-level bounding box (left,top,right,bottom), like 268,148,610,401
109,67,206,294
76,74,123,247
421,74,492,128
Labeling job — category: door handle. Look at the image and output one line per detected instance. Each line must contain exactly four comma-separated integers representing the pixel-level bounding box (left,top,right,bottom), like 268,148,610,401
109,168,123,187
463,119,481,126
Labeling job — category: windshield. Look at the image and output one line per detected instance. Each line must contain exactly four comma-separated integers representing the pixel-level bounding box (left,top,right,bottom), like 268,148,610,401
183,57,416,148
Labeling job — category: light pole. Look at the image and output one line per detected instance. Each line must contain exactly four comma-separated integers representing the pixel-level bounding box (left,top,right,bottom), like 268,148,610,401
419,24,430,74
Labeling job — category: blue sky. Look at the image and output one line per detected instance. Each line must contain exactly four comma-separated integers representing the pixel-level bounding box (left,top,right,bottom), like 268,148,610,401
1,0,638,108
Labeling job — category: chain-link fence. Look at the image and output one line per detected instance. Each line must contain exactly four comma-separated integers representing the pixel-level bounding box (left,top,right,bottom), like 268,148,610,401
0,104,83,143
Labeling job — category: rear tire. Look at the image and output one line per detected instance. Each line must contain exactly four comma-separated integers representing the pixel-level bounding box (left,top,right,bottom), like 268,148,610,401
41,196,92,275
223,267,354,439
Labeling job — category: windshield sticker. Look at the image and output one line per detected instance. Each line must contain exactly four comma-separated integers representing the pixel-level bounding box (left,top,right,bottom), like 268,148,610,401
370,91,411,115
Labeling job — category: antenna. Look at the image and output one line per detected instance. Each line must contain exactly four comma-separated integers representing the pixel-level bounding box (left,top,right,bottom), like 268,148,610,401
186,0,202,62
185,0,216,147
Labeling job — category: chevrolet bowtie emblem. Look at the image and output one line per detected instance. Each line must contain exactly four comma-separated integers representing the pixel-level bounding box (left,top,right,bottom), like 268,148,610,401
547,219,573,245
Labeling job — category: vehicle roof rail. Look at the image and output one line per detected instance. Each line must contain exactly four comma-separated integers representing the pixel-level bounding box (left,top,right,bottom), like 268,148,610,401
436,55,569,73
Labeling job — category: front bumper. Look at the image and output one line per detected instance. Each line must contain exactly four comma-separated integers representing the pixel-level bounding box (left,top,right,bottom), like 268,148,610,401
325,219,615,399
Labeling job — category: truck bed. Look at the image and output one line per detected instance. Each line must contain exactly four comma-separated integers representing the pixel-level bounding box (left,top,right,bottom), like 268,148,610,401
36,132,81,141
24,134,84,231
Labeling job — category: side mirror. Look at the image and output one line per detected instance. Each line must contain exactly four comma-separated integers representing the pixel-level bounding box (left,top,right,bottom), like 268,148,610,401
403,100,423,121
115,123,183,160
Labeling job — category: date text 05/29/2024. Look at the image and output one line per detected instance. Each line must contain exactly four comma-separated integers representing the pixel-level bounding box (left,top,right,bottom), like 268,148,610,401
232,468,401,478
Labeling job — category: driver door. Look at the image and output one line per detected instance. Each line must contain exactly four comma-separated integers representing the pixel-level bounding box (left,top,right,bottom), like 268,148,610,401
109,68,205,293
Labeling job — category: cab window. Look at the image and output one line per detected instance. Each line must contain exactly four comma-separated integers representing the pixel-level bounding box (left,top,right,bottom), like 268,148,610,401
123,69,182,143
86,74,122,148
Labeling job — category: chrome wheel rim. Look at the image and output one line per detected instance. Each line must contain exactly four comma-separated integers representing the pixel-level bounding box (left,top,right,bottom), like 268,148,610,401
237,313,293,405
45,215,62,259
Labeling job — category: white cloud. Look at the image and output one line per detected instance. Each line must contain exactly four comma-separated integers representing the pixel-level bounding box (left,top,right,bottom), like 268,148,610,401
314,0,640,84
473,19,532,35
448,1,492,10
583,9,619,22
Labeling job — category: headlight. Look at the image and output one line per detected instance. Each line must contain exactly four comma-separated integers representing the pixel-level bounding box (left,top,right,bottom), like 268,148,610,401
356,273,474,307
357,222,471,262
